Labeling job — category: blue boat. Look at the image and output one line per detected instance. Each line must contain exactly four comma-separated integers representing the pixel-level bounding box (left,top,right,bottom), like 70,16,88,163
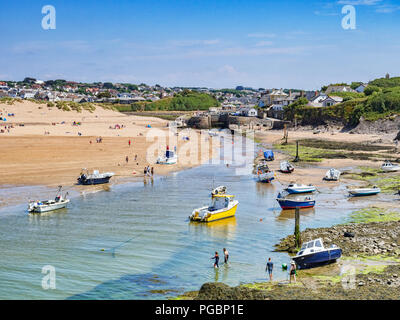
77,169,114,185
285,183,316,194
293,238,342,269
264,150,274,161
276,192,315,210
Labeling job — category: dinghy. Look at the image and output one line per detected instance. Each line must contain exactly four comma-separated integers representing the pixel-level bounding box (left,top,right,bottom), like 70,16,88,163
293,238,342,269
381,160,400,172
348,186,380,196
190,186,238,223
280,161,294,173
323,168,341,181
28,186,69,213
276,192,315,209
285,183,316,194
255,160,275,183
157,147,178,164
77,169,114,185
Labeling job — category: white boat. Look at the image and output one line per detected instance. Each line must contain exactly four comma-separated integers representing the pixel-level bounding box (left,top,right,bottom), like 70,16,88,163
381,160,400,172
28,186,70,213
280,161,294,173
255,160,275,183
157,149,178,164
285,183,316,194
323,168,341,181
348,186,380,197
77,169,114,185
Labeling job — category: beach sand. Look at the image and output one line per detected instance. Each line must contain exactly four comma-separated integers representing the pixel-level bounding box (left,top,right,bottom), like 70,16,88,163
0,101,217,189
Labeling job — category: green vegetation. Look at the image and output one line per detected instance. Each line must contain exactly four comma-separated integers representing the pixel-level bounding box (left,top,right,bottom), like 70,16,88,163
0,97,20,105
348,207,400,224
54,101,97,113
115,90,219,112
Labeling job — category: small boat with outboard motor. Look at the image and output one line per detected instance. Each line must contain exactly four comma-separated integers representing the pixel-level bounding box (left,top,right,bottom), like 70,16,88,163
255,160,275,183
28,186,70,213
77,169,114,185
292,238,342,269
323,168,341,181
157,146,178,165
189,186,238,223
276,191,315,209
285,183,316,194
381,160,400,172
348,186,380,197
280,160,294,173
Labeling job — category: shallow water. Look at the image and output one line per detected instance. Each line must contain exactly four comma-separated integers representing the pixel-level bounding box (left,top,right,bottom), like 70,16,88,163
0,148,390,299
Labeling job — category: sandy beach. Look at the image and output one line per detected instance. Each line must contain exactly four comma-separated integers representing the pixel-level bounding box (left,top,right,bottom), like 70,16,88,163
0,101,217,190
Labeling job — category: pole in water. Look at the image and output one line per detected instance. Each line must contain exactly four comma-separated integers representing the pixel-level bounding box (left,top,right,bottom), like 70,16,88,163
294,206,301,248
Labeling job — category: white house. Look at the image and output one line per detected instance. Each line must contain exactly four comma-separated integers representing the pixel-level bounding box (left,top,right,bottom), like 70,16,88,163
308,94,343,107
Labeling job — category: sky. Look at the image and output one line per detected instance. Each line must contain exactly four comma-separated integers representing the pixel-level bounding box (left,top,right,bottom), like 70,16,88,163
0,0,399,89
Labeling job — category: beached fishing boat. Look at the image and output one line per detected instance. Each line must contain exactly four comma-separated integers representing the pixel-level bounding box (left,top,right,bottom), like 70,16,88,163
323,168,341,181
157,149,178,165
381,160,400,172
77,169,114,185
189,186,239,223
280,161,294,173
255,160,275,183
28,186,69,213
293,238,342,269
285,183,316,194
348,186,380,196
276,192,315,209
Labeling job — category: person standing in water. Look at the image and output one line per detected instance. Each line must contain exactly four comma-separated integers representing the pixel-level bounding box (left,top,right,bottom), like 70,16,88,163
211,252,219,268
266,258,273,281
223,248,229,264
289,261,296,283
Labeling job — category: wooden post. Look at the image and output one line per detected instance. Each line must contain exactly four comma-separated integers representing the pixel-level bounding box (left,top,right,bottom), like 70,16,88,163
294,140,300,162
294,207,301,248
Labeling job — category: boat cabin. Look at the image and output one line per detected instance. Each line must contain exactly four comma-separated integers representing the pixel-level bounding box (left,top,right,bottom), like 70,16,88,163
209,194,234,211
297,238,325,256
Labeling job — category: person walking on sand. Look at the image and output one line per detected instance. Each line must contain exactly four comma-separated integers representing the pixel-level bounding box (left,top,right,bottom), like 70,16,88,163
126,156,129,164
151,167,154,176
134,154,137,161
211,251,219,268
144,167,147,175
129,139,131,147
223,248,229,264
289,261,296,283
266,258,273,281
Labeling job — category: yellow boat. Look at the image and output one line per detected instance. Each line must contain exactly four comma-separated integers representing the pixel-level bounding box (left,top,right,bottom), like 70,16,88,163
189,186,239,223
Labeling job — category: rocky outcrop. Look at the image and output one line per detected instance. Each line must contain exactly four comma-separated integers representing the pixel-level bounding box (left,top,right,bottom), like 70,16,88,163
351,116,400,134
196,282,268,300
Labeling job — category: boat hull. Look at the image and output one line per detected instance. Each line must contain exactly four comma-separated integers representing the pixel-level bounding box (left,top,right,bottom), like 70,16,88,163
293,248,342,269
286,187,316,194
29,200,69,213
257,172,275,183
277,199,315,209
190,203,238,223
349,190,380,196
78,176,112,185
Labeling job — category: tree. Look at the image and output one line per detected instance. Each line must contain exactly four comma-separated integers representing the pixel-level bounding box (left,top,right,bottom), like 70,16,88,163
364,85,380,96
103,82,114,89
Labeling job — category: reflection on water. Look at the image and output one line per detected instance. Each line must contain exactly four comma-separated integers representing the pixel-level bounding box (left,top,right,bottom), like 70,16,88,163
275,208,316,221
189,217,237,240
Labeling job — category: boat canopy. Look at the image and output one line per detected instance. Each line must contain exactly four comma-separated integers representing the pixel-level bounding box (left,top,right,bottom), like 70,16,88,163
264,150,274,159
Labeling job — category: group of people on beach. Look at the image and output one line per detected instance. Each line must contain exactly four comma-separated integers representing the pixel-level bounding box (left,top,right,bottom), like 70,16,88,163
144,166,154,177
210,252,297,283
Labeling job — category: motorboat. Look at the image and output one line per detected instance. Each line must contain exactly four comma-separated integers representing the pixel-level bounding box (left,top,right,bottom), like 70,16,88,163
348,186,380,196
255,160,275,183
323,168,341,181
77,169,114,185
28,186,70,213
189,186,239,223
156,148,178,164
280,161,294,173
293,238,342,269
381,160,400,172
276,192,315,210
285,183,316,194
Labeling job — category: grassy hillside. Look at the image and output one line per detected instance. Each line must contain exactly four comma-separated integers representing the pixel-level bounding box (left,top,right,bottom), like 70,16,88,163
284,76,400,127
115,90,220,112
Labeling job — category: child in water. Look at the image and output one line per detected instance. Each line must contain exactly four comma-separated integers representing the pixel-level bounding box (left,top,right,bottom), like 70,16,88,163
223,248,229,264
211,252,219,268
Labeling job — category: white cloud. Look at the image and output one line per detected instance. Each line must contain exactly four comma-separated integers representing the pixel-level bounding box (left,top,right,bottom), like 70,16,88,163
255,40,274,47
168,39,220,47
375,4,400,13
337,0,382,5
247,33,276,38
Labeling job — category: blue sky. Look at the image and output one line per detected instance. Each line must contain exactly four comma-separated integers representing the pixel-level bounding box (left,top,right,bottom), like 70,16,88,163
0,0,399,89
